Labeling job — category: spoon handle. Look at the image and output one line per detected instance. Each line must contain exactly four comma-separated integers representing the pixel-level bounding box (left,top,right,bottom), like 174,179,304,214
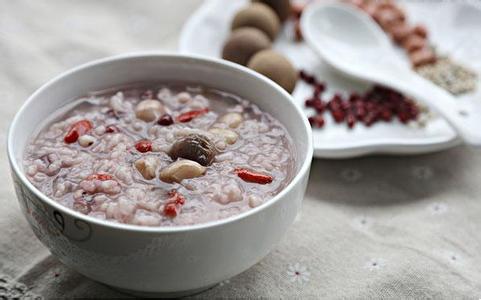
384,69,481,145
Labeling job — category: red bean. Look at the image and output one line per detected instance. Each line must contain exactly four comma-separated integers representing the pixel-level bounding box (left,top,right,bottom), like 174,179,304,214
305,98,319,108
313,83,325,97
305,75,316,85
380,109,393,121
105,125,118,133
308,115,325,128
64,120,92,144
341,101,351,111
302,71,421,129
347,114,356,128
328,100,342,112
349,93,361,102
135,140,152,153
299,70,308,81
355,106,367,120
398,111,410,123
363,114,376,126
313,100,325,113
331,110,345,123
157,113,174,126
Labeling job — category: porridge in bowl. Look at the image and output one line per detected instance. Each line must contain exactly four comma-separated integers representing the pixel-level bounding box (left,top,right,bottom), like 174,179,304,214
23,83,296,226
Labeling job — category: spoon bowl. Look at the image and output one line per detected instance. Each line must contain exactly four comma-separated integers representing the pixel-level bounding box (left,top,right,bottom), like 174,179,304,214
308,3,388,49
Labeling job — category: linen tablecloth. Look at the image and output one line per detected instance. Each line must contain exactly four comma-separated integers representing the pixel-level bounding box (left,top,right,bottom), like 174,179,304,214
1,1,481,298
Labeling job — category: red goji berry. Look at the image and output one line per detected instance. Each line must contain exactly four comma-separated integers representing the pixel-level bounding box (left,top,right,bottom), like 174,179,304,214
176,108,209,123
163,203,178,217
163,190,186,217
235,168,273,184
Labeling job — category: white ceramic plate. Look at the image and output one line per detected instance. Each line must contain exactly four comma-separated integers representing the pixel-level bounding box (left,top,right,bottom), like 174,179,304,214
179,0,481,158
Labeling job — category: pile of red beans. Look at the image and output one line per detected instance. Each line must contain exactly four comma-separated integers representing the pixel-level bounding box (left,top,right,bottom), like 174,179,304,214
300,70,420,129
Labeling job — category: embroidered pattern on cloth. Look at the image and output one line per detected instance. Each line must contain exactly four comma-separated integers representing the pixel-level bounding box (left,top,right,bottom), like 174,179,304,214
0,275,42,300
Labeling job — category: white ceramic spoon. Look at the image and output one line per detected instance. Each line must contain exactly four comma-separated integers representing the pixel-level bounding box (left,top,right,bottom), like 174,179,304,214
301,2,481,145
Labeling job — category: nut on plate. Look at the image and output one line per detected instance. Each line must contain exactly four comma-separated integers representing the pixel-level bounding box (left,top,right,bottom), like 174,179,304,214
247,49,298,93
402,34,426,53
231,2,280,40
252,0,290,23
389,23,411,44
410,47,436,68
222,27,271,66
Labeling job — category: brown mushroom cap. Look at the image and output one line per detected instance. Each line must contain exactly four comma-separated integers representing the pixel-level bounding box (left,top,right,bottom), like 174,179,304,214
169,134,217,166
222,27,271,66
231,3,280,41
252,0,290,23
247,49,298,93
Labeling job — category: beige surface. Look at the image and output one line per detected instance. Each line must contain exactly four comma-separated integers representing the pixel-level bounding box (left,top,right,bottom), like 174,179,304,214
1,1,481,299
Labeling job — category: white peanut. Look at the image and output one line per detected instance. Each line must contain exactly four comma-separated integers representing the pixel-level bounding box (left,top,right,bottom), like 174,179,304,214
159,159,206,183
135,99,165,122
248,194,263,208
109,92,126,113
134,156,159,180
209,128,238,145
219,112,243,128
78,135,96,147
176,92,192,104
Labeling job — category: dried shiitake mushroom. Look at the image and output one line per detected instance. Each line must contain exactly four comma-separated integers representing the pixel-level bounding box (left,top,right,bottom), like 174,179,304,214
169,134,216,166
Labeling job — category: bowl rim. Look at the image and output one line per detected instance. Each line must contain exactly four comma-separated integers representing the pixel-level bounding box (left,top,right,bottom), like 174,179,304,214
7,52,313,233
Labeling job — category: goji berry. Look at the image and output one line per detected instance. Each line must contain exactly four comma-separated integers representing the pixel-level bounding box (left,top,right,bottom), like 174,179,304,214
235,168,273,184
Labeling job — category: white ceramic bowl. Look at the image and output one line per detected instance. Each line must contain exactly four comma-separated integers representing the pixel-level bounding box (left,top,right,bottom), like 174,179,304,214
7,53,313,297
